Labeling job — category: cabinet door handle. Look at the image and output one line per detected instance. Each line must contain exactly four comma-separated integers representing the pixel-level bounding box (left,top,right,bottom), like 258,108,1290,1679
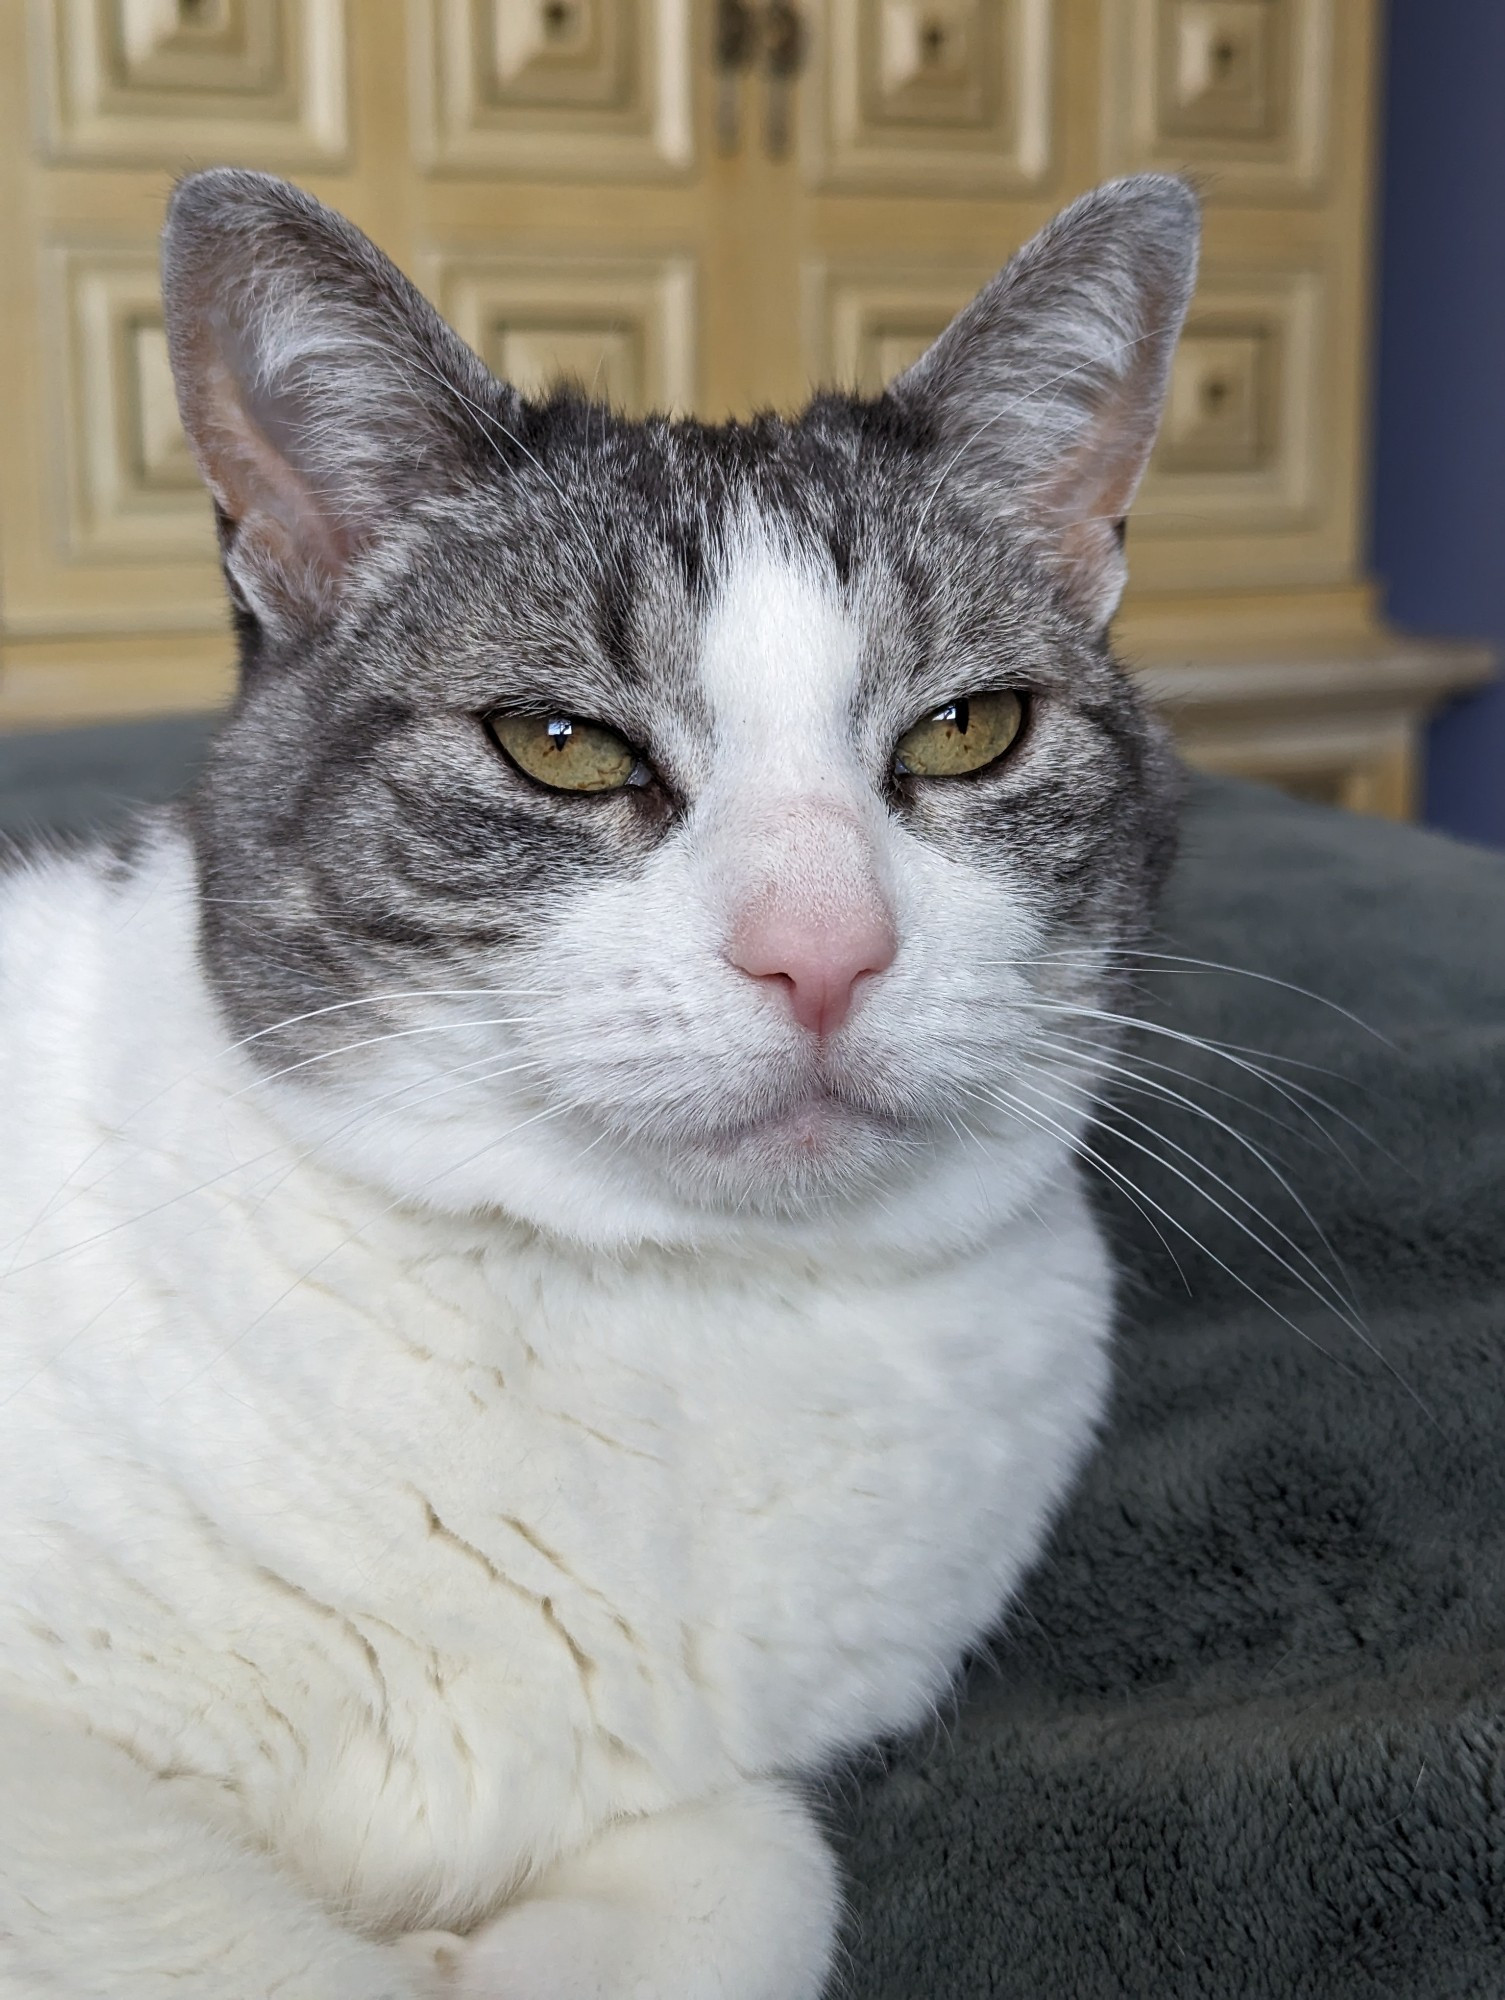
715,0,759,153
763,1,809,158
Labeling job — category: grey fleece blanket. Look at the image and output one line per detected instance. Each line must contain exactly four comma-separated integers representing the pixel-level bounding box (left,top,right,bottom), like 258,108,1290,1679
3,725,1503,1997
831,778,1505,1999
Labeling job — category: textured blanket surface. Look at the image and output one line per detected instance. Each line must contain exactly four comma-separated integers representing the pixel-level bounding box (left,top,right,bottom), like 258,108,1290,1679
830,777,1505,1999
2,727,1501,1997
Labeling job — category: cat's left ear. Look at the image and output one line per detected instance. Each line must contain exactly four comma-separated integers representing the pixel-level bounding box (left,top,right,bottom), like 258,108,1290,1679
887,175,1199,628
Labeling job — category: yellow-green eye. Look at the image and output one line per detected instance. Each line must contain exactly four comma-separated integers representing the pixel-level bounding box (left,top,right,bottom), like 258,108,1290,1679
895,690,1024,778
487,713,639,793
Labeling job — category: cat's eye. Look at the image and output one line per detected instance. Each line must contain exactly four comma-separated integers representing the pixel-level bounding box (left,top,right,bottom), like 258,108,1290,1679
894,691,1025,779
487,712,640,793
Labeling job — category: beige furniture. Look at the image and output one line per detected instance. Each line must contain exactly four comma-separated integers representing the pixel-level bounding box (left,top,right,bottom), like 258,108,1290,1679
0,0,1490,811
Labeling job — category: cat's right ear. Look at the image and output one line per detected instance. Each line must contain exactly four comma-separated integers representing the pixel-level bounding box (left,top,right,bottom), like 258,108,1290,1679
162,169,512,636
887,175,1199,629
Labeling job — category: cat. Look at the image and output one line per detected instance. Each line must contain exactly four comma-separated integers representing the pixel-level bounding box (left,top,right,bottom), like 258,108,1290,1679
0,168,1196,1998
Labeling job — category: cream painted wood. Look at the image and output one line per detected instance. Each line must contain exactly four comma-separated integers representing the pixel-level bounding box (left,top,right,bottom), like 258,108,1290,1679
804,248,1332,587
426,250,698,414
1136,637,1494,819
0,0,1492,822
801,255,992,391
1100,0,1334,200
410,0,695,179
801,0,1053,194
51,245,219,563
1131,262,1328,560
37,0,349,166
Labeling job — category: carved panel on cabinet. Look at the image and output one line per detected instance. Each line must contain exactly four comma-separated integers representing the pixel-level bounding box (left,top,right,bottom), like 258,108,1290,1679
37,0,347,164
1160,0,1280,139
427,252,696,414
1136,269,1323,531
866,1,996,128
1101,0,1331,197
412,0,693,178
1158,328,1270,474
802,261,982,394
805,0,1052,194
486,0,628,109
51,248,215,564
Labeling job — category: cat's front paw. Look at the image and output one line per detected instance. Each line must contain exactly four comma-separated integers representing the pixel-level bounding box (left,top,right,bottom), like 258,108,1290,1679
430,1895,648,2000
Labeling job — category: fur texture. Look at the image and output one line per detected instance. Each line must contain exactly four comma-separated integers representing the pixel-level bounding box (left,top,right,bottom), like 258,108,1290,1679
0,171,1196,1997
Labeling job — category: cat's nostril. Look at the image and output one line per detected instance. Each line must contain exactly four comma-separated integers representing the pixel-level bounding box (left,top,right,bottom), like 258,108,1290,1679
729,916,897,1038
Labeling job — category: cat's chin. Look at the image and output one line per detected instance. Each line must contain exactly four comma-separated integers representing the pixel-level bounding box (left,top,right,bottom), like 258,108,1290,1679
653,1092,917,1214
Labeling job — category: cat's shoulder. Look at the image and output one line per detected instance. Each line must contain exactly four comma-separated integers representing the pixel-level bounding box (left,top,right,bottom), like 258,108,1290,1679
0,808,194,958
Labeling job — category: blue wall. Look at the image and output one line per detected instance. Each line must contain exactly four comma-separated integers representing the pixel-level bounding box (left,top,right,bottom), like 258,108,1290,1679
1372,0,1505,847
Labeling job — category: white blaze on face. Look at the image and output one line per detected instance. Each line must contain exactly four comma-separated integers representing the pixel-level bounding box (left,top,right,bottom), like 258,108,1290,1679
694,535,897,1040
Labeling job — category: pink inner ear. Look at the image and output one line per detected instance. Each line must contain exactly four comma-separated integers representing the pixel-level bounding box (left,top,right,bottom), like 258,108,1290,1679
1037,363,1163,535
193,353,358,586
1030,365,1167,622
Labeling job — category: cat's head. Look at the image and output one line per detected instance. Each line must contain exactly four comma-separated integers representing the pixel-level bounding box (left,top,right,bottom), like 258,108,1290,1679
163,170,1197,1255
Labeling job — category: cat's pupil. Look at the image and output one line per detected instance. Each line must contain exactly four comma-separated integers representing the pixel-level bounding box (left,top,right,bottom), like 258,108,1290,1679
546,717,574,750
945,699,970,734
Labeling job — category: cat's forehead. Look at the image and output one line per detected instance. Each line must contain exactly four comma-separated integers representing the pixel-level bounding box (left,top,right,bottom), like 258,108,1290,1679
398,420,1049,738
681,533,872,806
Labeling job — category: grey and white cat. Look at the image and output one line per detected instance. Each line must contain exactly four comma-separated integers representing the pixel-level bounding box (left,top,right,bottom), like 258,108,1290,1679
0,170,1196,1998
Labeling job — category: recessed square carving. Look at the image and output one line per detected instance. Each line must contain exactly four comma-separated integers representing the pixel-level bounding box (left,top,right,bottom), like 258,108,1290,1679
863,323,942,386
109,0,275,93
484,0,630,110
805,0,1053,194
1161,1,1278,138
427,251,697,415
123,319,203,492
1136,269,1323,532
1101,0,1330,197
865,1,996,130
802,260,987,395
1159,328,1271,473
38,0,347,164
51,247,216,563
808,260,1323,541
488,321,643,408
412,0,692,179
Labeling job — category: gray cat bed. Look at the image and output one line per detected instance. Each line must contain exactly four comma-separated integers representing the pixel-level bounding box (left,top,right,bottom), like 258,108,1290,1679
3,720,1502,1997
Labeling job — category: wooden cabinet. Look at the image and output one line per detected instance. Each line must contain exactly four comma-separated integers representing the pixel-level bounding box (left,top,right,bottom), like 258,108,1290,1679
0,0,1489,811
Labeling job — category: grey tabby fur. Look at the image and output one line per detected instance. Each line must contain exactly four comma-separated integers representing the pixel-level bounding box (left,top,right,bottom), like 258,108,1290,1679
160,169,1196,1100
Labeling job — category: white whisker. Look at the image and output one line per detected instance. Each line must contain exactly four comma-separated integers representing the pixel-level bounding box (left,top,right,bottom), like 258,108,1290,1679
1003,946,1395,1047
1028,1027,1366,1319
233,1015,541,1094
1024,1002,1391,1158
1034,1023,1345,1161
1003,1068,1436,1428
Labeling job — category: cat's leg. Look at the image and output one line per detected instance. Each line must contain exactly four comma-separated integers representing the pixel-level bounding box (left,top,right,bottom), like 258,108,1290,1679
431,1778,839,2000
0,1705,436,2000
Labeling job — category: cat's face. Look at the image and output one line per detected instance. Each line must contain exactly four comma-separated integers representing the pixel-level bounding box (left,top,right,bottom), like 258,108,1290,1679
164,172,1196,1252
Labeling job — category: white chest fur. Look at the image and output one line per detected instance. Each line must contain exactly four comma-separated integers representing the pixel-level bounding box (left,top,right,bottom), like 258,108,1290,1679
0,847,1112,1936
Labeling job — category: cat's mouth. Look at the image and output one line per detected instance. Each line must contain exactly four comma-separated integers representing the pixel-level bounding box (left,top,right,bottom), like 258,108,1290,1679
697,1087,903,1162
638,1080,923,1213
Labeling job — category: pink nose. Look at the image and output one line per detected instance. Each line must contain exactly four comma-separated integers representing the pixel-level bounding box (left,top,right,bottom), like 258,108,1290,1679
729,910,896,1038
